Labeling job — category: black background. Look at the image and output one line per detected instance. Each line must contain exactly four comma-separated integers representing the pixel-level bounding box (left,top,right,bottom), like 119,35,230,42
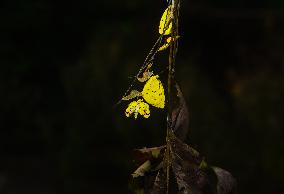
0,0,284,193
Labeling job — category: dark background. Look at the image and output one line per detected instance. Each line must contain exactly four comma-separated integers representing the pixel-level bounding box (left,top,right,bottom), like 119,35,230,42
1,0,284,193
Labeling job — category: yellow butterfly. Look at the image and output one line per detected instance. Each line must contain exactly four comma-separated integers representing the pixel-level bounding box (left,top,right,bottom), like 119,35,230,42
125,99,150,119
159,6,173,35
141,75,165,109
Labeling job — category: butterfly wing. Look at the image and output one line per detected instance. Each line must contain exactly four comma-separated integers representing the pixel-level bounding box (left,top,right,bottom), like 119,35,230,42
141,75,165,108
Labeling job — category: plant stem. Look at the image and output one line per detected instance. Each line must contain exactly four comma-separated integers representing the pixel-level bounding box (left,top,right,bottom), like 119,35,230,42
165,0,180,193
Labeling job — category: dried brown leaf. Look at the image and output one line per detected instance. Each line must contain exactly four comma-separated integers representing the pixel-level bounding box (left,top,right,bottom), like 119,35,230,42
171,83,190,141
170,132,218,194
212,167,237,194
149,170,167,194
133,146,165,164
132,160,152,178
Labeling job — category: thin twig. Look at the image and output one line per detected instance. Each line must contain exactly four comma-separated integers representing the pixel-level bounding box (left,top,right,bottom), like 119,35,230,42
115,0,174,107
165,0,180,193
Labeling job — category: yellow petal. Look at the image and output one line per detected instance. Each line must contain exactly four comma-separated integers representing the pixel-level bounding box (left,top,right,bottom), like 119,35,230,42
141,75,165,108
125,99,151,119
125,101,138,117
159,6,173,35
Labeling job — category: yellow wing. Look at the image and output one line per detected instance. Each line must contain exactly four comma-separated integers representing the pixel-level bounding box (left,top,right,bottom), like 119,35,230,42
125,99,150,119
141,75,165,108
159,6,173,35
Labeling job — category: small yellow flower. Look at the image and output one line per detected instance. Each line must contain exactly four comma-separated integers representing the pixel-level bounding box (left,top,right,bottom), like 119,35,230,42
125,99,150,119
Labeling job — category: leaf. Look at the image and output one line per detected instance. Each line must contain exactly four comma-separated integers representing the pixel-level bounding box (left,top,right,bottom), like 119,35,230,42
212,167,237,194
131,164,166,194
158,36,180,51
132,160,152,178
171,83,190,141
170,133,202,193
170,132,218,194
159,6,173,35
137,71,154,82
133,146,165,164
131,136,236,193
149,170,167,194
137,63,153,82
122,90,141,100
141,75,165,109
